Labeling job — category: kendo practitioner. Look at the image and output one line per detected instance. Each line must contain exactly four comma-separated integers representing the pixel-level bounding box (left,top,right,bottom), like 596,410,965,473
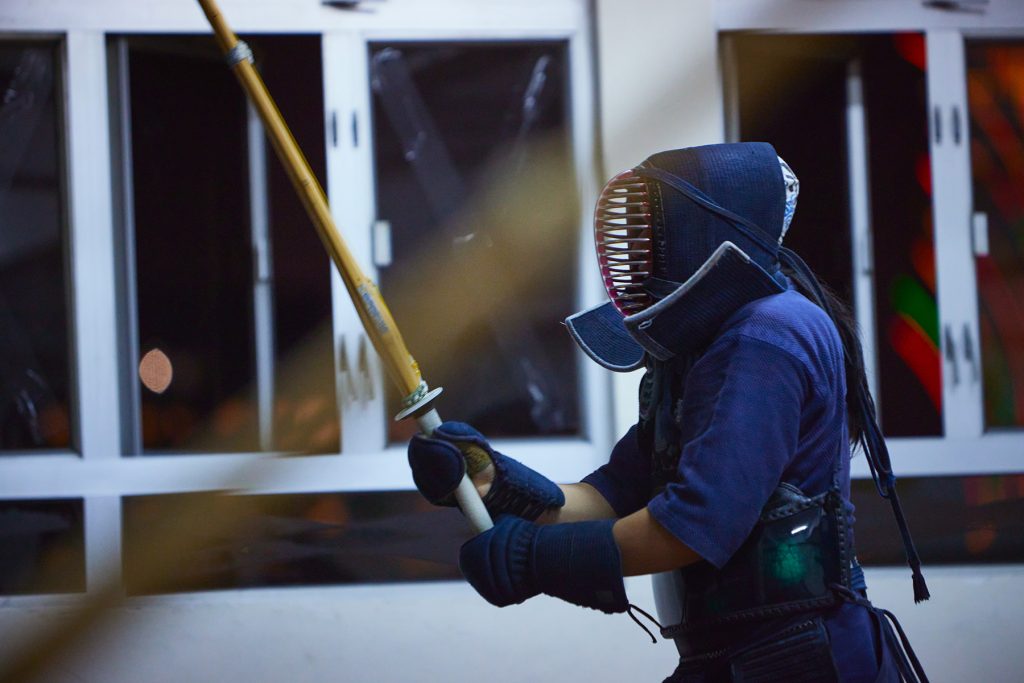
408,143,930,682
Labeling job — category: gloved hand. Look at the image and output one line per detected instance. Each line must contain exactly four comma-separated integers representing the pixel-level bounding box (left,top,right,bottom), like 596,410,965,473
408,421,564,521
459,515,627,614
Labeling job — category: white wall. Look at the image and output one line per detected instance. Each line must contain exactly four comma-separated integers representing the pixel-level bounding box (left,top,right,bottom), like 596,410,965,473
594,0,724,439
3,566,1022,683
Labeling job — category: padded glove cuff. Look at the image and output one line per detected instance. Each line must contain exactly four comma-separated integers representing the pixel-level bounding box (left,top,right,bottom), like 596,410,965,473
459,516,541,607
483,451,565,521
459,517,627,614
533,519,628,614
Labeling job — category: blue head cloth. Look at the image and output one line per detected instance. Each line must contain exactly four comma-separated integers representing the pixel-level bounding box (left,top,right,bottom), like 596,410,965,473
566,142,791,371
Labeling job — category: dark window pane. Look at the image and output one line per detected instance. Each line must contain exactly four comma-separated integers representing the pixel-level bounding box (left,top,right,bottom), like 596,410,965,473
967,41,1024,430
128,39,255,451
122,491,466,594
0,499,85,594
370,42,580,441
733,35,853,301
731,33,940,437
862,34,940,437
0,42,73,451
854,475,1024,565
259,37,338,453
123,36,337,453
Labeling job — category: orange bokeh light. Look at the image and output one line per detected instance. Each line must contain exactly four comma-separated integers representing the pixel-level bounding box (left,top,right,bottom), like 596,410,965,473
139,348,173,394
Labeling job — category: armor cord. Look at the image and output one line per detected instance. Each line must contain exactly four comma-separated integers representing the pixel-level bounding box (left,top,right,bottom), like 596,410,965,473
626,603,664,644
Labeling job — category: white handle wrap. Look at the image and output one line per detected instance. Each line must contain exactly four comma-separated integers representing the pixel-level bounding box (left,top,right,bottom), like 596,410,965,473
416,408,494,532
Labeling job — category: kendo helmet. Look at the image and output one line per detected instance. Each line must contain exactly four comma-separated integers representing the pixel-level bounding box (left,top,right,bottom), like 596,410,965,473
566,142,800,371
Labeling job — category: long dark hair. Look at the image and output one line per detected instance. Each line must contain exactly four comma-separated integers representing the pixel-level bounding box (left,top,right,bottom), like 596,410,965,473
781,248,930,603
779,256,871,451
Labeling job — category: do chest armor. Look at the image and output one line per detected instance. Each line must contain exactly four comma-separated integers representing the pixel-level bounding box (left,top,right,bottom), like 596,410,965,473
637,362,858,637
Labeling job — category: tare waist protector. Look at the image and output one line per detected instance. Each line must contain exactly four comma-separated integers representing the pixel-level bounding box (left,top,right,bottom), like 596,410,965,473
655,482,853,637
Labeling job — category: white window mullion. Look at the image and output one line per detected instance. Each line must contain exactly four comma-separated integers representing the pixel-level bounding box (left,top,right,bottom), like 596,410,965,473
323,32,388,456
247,102,276,452
721,36,741,145
569,24,614,465
65,31,121,460
845,58,880,405
84,495,122,592
110,37,143,456
926,30,983,439
66,31,124,594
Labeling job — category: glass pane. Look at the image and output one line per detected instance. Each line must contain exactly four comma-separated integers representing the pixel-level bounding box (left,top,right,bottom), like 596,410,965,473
0,42,73,451
862,34,941,437
123,36,337,453
260,36,338,453
370,42,580,441
966,41,1024,430
0,499,85,595
731,33,940,437
854,475,1024,565
122,491,465,594
733,35,854,300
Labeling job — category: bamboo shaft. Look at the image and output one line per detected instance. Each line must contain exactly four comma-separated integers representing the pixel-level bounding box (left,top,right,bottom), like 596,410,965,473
197,0,422,396
195,0,493,533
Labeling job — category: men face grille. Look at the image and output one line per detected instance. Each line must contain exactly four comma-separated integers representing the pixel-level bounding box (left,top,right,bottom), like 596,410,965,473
594,169,654,315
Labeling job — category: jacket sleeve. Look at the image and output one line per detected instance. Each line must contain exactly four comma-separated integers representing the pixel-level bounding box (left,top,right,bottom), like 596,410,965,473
581,425,652,518
647,333,810,568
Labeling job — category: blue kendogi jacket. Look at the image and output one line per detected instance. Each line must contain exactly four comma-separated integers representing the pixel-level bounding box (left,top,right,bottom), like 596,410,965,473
583,288,884,681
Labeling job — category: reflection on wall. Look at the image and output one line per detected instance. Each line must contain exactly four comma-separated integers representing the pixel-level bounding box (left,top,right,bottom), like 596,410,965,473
967,41,1024,429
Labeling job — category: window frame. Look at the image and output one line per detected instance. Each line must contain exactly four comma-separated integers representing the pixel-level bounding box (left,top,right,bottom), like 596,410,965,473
324,26,611,489
720,22,1024,478
0,0,607,601
108,34,328,457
